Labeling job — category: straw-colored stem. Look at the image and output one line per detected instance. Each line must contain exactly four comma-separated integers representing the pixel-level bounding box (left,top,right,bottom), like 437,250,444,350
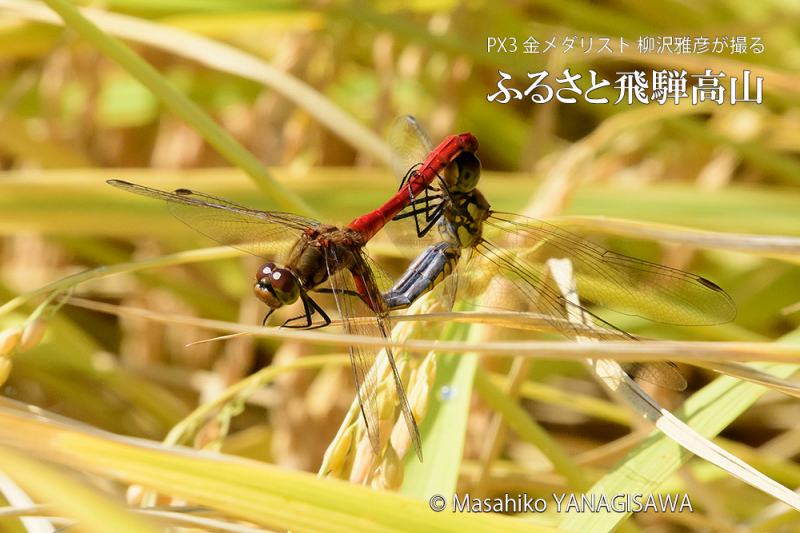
38,0,313,215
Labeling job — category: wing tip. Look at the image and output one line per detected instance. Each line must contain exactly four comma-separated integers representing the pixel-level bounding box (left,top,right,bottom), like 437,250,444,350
411,428,424,462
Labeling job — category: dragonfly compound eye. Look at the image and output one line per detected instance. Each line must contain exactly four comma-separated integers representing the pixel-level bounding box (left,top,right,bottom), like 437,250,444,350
451,151,481,193
253,263,300,309
269,268,300,304
257,262,277,280
253,264,299,307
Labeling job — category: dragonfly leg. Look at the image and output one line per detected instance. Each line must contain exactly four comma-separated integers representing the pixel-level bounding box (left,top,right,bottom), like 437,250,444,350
396,165,443,230
304,297,332,330
414,202,445,238
402,173,451,236
398,166,431,216
261,308,275,326
399,192,445,209
394,199,445,238
409,186,442,225
282,294,332,329
282,314,312,329
314,287,362,298
397,164,422,190
383,241,460,310
392,199,438,220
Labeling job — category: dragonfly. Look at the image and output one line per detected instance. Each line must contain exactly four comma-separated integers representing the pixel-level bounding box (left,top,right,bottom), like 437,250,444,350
382,116,737,391
106,129,477,462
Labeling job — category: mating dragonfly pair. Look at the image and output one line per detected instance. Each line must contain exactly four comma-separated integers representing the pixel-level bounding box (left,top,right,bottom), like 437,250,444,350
108,116,736,462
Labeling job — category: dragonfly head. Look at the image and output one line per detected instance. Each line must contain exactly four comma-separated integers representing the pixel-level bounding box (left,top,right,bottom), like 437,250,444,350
254,262,301,309
449,151,481,193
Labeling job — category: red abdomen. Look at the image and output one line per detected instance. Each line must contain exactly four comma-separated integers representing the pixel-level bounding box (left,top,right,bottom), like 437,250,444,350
347,132,478,241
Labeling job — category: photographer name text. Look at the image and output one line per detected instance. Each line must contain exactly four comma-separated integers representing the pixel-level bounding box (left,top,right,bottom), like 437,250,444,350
428,492,694,514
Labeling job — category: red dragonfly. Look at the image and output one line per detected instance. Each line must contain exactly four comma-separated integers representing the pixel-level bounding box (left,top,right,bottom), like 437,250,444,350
106,129,476,461
382,116,737,390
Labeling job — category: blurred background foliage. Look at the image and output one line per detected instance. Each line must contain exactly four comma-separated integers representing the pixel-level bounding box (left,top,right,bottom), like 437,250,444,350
0,0,800,531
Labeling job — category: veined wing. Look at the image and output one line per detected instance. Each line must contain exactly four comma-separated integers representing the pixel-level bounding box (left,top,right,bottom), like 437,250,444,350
466,241,687,390
388,115,434,182
469,240,634,340
108,180,318,260
386,116,446,255
361,254,396,295
324,246,422,460
486,212,736,326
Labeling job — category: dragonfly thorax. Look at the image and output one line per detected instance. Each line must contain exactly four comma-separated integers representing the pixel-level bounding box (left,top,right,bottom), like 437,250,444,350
442,189,491,248
254,262,301,308
290,226,363,290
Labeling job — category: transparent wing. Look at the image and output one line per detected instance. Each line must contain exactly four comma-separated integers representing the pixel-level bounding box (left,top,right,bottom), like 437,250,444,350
361,253,396,295
440,267,459,314
386,116,445,256
324,247,422,459
486,212,737,326
625,362,687,391
321,249,379,455
389,115,434,182
108,180,318,261
465,241,687,390
468,240,633,339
